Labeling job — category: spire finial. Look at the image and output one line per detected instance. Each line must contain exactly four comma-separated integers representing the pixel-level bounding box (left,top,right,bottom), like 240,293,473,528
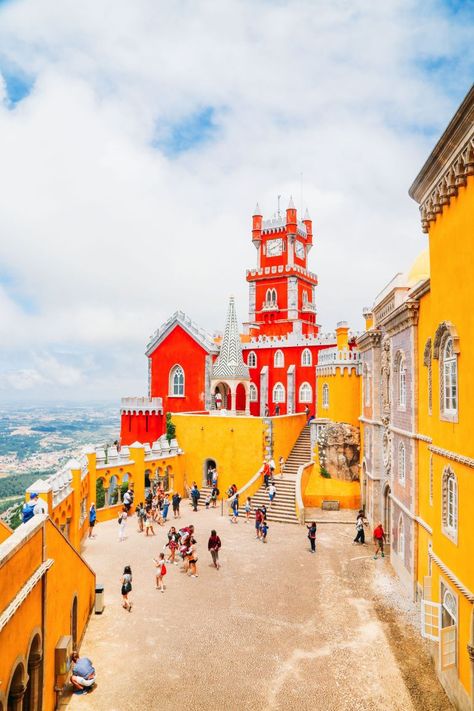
253,203,262,216
288,195,295,209
303,207,311,220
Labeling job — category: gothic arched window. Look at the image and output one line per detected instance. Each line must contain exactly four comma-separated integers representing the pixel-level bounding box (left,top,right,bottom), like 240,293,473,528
247,351,257,368
272,382,285,403
441,337,457,416
398,515,405,559
274,350,284,368
169,365,185,397
322,383,329,409
398,355,406,409
301,348,312,366
249,383,258,402
299,382,312,403
442,467,458,540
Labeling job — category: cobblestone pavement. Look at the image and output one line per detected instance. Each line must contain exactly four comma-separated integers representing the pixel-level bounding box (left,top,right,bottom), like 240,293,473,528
66,505,452,711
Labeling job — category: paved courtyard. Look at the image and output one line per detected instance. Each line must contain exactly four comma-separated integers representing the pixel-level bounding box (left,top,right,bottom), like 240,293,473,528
67,504,452,711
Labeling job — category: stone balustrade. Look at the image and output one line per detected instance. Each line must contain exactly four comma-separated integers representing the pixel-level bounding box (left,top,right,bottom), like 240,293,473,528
120,396,163,413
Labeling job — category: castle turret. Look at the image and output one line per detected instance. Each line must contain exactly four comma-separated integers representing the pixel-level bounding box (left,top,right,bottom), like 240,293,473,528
252,203,263,248
303,207,313,250
286,195,297,234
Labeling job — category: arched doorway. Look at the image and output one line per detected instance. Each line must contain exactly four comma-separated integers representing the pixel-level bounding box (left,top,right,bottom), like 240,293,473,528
213,383,230,410
235,383,246,413
383,483,391,545
144,469,152,491
7,662,26,711
71,596,78,649
24,633,42,711
203,458,217,486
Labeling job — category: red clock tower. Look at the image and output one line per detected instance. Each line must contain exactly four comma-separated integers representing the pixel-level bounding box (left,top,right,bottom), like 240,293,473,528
246,197,318,338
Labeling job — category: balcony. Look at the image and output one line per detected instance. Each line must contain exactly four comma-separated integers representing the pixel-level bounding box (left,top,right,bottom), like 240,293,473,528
261,300,279,312
120,397,163,413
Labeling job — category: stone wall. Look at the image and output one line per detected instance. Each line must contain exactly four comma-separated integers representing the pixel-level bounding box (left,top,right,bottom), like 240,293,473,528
319,422,360,481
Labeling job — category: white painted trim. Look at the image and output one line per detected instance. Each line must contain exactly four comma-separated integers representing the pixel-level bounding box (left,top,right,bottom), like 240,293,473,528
0,559,54,632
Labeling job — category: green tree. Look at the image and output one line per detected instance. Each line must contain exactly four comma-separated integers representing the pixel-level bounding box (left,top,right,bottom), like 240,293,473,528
166,412,176,444
96,478,106,508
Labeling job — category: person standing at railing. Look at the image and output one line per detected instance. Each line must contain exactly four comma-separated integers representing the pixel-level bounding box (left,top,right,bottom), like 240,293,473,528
88,503,96,538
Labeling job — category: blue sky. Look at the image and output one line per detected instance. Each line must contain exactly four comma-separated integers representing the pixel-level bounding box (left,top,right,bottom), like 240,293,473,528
0,0,472,401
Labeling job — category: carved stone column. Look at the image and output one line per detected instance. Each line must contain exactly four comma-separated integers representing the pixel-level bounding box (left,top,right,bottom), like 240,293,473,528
9,682,26,711
27,653,42,711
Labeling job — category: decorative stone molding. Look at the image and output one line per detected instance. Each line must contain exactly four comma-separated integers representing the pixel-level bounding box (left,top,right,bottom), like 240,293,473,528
381,338,391,419
433,321,460,358
383,300,419,337
356,329,382,352
409,86,474,231
467,644,474,662
423,338,432,367
429,548,474,603
429,444,474,468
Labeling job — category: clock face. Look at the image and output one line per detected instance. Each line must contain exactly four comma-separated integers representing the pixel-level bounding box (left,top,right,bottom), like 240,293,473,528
295,240,305,259
266,238,283,257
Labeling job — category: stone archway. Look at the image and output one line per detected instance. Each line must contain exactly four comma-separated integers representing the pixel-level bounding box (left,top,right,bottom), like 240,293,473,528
203,458,217,486
213,383,230,410
23,633,42,711
7,661,26,711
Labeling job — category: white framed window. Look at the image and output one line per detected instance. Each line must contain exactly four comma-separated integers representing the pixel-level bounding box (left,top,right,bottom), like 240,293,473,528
322,383,329,409
398,442,406,484
398,515,405,559
265,288,277,305
301,348,312,367
169,365,185,396
247,351,257,368
272,382,285,403
440,583,457,670
399,357,406,408
299,382,312,403
249,383,258,402
442,337,457,416
424,339,432,415
274,349,284,368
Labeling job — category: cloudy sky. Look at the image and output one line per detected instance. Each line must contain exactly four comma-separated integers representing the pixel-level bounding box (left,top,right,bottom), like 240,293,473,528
0,0,472,402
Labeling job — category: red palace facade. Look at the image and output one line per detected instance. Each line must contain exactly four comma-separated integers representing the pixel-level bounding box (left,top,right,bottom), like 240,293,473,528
120,198,345,445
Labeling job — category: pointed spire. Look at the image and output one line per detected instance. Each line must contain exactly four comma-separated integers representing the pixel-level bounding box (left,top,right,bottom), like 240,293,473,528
287,195,295,209
253,202,262,216
303,207,311,220
212,296,249,379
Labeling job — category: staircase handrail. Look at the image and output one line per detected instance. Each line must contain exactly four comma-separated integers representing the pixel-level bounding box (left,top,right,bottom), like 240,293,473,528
295,460,313,525
227,466,264,506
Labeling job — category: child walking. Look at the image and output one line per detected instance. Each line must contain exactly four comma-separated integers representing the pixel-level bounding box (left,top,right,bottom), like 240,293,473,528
154,553,167,592
245,497,251,523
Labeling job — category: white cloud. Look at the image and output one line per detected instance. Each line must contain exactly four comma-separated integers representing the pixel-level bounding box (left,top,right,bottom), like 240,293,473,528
0,0,472,400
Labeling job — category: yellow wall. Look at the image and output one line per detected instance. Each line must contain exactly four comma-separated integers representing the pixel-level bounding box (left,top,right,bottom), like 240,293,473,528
0,518,12,544
174,413,305,496
0,518,95,711
317,370,360,427
304,471,360,509
416,174,474,701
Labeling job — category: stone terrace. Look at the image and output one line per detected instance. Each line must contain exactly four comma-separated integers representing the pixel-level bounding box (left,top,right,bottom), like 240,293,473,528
66,504,452,711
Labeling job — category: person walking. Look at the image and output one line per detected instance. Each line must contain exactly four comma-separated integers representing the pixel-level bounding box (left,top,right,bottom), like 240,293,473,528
279,456,285,478
268,482,276,506
172,492,181,518
144,511,156,536
373,522,387,559
307,521,317,553
231,493,240,523
166,526,179,564
354,510,368,545
255,507,263,539
154,552,167,592
118,507,127,542
162,494,170,522
263,460,271,488
88,503,96,538
260,521,269,543
211,485,219,508
191,484,200,512
186,540,198,578
245,497,251,523
121,566,132,611
208,530,221,569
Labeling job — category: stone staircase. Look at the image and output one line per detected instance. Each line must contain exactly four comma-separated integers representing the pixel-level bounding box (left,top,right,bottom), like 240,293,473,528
188,426,313,523
282,424,312,479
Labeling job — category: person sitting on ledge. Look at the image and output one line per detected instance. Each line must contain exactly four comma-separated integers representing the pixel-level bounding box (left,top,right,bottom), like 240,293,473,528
70,651,96,695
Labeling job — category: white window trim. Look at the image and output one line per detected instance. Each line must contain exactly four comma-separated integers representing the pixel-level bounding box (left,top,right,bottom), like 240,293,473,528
322,383,329,409
274,349,285,368
247,351,257,368
301,348,312,367
298,382,312,403
272,382,285,403
169,364,185,397
399,358,406,410
441,337,458,422
442,467,458,544
249,383,258,402
398,514,405,559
